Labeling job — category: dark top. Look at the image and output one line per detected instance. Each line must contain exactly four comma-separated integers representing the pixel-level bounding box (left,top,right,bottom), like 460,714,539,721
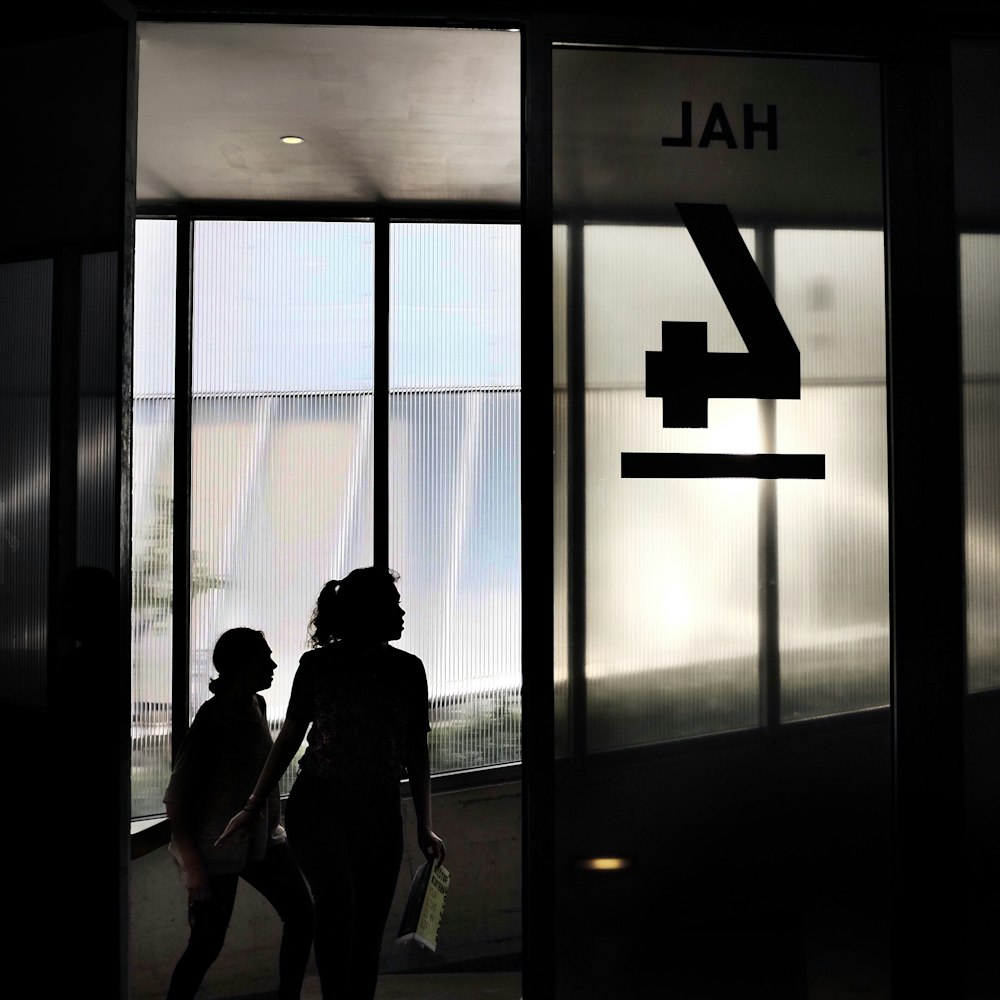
163,693,282,875
287,641,430,794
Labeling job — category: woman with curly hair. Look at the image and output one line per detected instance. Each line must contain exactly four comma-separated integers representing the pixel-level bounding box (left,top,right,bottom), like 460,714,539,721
216,568,446,1000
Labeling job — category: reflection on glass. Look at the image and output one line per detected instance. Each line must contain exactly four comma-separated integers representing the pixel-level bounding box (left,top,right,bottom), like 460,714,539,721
0,259,52,709
389,223,521,772
78,251,119,572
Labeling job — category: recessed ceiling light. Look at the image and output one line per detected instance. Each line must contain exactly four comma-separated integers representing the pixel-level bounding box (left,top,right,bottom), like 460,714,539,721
280,135,305,144
575,857,632,871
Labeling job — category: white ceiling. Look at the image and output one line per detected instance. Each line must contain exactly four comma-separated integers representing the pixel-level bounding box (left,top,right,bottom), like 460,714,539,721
136,21,521,206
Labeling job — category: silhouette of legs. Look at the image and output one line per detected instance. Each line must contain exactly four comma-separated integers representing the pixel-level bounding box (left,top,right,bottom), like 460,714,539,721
166,873,239,1000
286,776,403,1000
240,842,315,1000
166,842,314,1000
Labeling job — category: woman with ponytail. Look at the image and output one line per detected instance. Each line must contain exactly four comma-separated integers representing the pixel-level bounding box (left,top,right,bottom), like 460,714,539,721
216,568,446,1000
164,628,314,1000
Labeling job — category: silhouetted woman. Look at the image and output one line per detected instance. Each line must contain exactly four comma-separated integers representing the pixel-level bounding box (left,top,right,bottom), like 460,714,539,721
164,628,314,1000
216,568,446,1000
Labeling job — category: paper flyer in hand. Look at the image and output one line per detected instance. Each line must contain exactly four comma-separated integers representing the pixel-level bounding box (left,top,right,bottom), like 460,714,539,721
396,857,451,951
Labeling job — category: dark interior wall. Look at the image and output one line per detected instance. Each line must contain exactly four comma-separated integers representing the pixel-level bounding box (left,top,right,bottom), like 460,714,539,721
1,6,131,993
2,24,128,258
965,693,1000,994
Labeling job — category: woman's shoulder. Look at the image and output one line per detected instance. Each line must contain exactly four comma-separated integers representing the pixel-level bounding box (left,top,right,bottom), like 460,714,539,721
296,646,328,668
386,644,425,673
190,695,224,725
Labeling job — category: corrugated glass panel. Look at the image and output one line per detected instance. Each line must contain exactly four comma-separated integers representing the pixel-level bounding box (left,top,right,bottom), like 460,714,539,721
191,221,374,794
131,219,176,818
962,232,1000,691
78,251,119,572
553,224,570,757
584,225,759,749
389,223,521,773
954,41,1000,998
0,259,52,708
775,229,889,719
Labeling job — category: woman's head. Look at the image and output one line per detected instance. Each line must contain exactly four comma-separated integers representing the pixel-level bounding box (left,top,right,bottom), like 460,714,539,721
209,627,275,694
309,567,404,646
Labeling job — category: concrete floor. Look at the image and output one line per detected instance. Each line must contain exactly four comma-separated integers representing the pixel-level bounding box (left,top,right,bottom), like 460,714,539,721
299,972,522,999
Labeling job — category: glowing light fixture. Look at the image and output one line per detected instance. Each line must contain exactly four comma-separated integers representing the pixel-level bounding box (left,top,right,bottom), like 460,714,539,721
280,135,305,144
576,857,632,871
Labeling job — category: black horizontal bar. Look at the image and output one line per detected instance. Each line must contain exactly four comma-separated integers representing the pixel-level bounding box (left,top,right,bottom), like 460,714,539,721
621,452,826,479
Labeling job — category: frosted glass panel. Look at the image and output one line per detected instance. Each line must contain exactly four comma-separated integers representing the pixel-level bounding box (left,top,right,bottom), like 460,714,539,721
556,49,886,751
962,233,1000,691
389,223,521,773
191,221,374,794
775,230,889,719
584,226,759,749
0,259,52,708
131,219,176,818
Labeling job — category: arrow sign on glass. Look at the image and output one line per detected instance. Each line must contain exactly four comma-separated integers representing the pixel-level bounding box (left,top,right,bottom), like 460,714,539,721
621,202,825,480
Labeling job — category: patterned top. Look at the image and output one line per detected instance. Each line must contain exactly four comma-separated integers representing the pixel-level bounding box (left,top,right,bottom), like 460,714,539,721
287,641,430,793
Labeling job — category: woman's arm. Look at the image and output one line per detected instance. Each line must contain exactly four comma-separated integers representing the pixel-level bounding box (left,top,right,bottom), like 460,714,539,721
406,734,446,864
215,714,308,846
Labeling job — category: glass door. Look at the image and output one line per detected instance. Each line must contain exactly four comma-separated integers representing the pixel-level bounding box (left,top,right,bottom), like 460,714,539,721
551,46,890,999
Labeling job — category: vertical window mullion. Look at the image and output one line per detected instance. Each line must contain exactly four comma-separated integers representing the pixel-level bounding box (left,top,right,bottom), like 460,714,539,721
375,213,389,570
567,219,587,761
171,211,193,761
755,225,780,734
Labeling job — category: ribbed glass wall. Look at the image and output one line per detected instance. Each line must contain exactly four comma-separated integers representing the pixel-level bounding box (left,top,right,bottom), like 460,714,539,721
775,229,889,719
553,225,570,756
584,225,760,749
0,259,52,708
962,231,1000,692
132,220,176,817
191,221,374,794
388,223,521,773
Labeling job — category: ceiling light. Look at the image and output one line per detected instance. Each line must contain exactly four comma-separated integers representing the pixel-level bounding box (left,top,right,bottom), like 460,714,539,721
280,135,305,144
576,857,632,871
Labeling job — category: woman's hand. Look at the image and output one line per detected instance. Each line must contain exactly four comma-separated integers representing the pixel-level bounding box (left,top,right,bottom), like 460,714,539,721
214,807,255,847
418,825,447,865
184,858,211,903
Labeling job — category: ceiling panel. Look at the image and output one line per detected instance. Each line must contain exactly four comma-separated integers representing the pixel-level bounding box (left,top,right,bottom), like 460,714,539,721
136,21,521,206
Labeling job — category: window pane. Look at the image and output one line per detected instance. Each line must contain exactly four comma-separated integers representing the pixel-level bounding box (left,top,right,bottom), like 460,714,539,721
191,221,374,794
584,225,760,749
775,229,889,719
389,223,521,772
131,219,176,818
